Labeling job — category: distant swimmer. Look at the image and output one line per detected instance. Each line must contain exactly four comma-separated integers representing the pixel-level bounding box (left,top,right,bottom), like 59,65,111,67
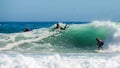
96,37,104,50
24,27,30,32
54,23,67,30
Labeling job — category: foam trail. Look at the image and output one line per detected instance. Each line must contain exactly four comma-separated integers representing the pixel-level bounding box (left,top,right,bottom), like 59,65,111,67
0,29,56,51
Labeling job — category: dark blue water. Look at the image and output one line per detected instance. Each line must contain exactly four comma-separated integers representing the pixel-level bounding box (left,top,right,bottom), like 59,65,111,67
0,22,88,33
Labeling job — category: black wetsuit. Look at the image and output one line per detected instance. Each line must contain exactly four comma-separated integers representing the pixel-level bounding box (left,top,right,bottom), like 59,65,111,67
24,28,30,32
97,40,104,50
55,24,67,30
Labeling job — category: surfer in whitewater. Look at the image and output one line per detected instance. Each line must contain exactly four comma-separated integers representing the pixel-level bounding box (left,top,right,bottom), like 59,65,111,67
96,37,104,50
24,27,30,32
54,23,67,30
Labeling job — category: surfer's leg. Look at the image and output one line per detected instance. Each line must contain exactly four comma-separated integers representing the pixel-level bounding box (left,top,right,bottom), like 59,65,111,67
60,24,68,30
98,44,103,50
101,45,104,50
98,44,102,50
63,24,67,30
98,46,100,50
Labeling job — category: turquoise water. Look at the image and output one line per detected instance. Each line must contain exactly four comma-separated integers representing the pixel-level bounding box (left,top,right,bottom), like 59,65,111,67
0,21,120,68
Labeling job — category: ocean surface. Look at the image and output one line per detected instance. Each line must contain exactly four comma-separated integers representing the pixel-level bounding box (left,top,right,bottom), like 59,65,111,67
0,21,120,68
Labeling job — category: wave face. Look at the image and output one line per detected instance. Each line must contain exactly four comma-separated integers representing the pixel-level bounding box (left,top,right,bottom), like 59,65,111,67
0,21,120,53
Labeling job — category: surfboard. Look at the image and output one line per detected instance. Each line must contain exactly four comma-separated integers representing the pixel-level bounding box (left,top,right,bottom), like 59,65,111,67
94,50,105,53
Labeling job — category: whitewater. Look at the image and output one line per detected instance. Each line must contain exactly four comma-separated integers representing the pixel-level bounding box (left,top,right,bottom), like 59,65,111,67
0,21,120,68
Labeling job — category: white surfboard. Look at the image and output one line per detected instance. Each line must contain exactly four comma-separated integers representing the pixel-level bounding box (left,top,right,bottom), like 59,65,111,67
94,50,105,53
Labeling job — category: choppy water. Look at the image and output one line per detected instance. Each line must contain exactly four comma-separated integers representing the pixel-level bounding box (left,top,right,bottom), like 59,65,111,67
0,21,120,68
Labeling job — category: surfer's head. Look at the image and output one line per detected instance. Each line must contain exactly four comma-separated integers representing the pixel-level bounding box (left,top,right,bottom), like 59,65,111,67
96,37,99,41
56,23,60,28
57,23,59,26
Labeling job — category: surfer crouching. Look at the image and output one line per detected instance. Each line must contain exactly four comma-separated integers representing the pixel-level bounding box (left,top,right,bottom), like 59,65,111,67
54,23,67,30
96,37,104,50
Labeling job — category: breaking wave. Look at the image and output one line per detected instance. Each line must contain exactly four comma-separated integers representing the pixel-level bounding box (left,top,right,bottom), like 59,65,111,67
0,21,120,53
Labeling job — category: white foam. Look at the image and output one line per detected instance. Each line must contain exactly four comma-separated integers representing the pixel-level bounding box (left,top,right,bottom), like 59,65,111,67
0,28,56,51
0,54,120,68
